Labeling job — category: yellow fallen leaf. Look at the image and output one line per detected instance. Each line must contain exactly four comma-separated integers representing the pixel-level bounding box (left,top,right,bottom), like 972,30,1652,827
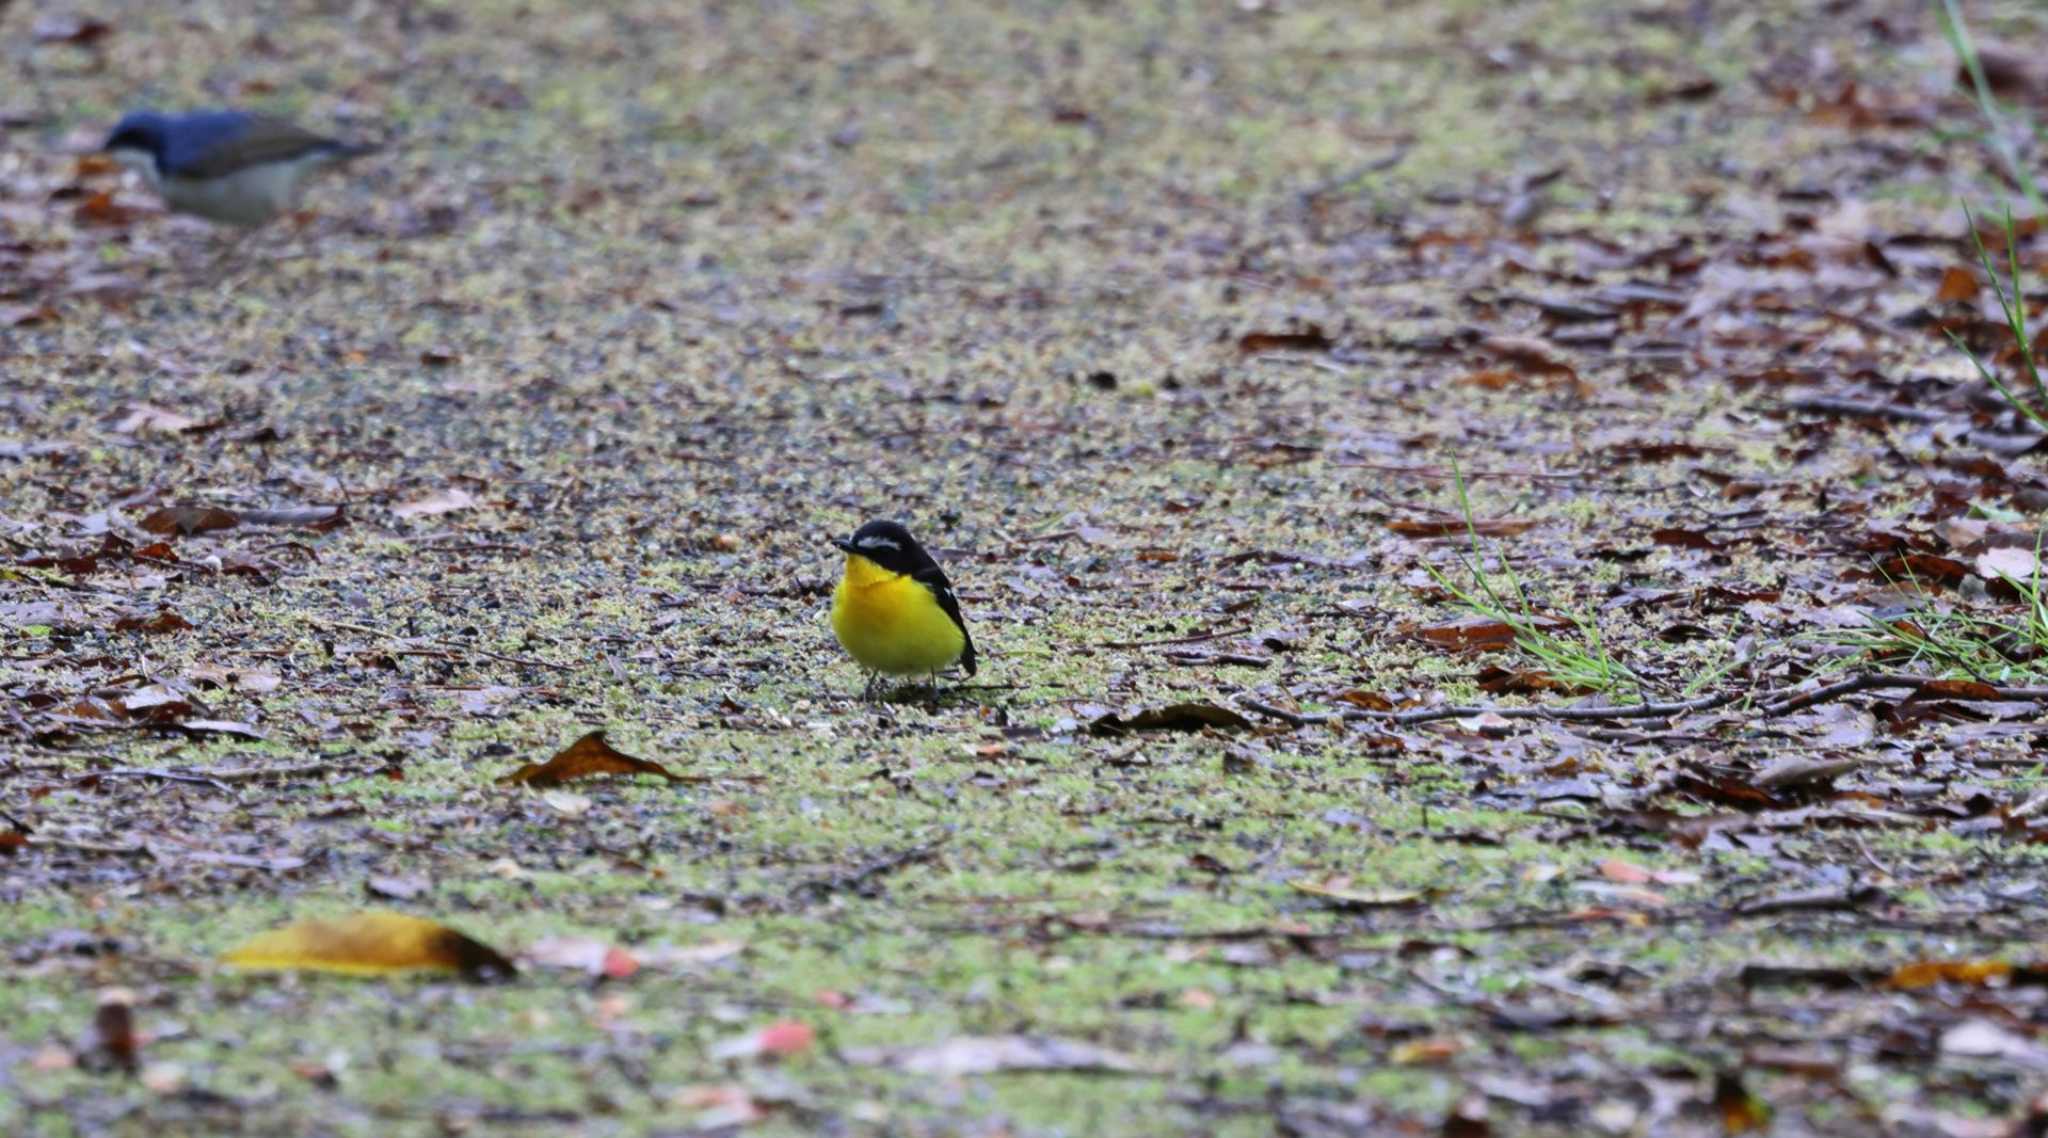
1390,1037,1463,1065
221,911,515,980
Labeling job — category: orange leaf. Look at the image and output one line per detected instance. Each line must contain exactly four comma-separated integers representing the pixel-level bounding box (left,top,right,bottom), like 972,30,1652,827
1714,1071,1770,1134
221,911,515,980
1887,959,2012,990
499,730,687,787
1390,1037,1463,1065
1934,265,1979,304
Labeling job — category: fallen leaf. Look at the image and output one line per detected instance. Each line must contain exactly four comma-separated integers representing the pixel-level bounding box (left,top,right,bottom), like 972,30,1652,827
1977,546,2040,584
1934,265,1979,304
540,790,592,816
1941,1019,2048,1068
91,988,138,1074
220,910,516,980
1887,959,2012,990
1387,517,1537,538
1238,324,1332,353
113,609,193,634
238,506,346,529
392,488,479,519
76,190,143,227
179,719,265,739
109,404,201,434
139,506,237,536
1714,1070,1770,1134
1474,665,1576,694
0,303,58,327
671,1084,763,1126
33,14,113,44
1290,879,1430,908
1478,335,1580,382
186,664,281,693
1391,1038,1464,1065
499,730,689,787
1088,702,1253,736
1414,615,1562,652
1754,756,1858,791
1598,859,1653,884
844,1034,1143,1076
364,874,430,901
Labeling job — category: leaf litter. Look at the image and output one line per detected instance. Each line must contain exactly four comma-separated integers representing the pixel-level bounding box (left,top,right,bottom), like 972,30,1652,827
5,1,2048,1135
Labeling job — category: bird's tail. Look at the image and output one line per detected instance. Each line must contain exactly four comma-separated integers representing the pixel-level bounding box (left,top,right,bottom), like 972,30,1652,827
325,141,381,164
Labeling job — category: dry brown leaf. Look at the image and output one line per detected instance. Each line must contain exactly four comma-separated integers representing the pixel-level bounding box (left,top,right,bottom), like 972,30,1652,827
1387,517,1537,538
220,910,515,980
1238,325,1332,353
139,506,238,536
76,189,144,226
113,609,194,634
1934,265,1979,304
499,730,687,787
1713,1071,1770,1134
1088,702,1252,736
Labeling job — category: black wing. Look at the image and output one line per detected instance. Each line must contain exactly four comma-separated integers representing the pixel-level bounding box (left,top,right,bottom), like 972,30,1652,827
913,565,976,677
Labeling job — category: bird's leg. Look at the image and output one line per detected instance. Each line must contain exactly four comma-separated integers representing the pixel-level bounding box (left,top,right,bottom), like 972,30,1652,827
861,671,878,702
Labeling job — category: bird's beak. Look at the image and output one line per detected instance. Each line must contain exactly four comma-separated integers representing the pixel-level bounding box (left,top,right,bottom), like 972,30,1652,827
831,537,855,553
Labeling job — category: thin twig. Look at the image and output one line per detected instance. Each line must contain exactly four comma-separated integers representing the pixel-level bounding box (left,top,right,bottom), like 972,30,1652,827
1763,673,2048,716
1238,692,1737,728
1100,624,1251,650
790,837,946,902
295,613,570,672
78,768,234,793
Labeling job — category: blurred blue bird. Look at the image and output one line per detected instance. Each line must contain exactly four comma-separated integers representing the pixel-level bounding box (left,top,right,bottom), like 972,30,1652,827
101,110,376,227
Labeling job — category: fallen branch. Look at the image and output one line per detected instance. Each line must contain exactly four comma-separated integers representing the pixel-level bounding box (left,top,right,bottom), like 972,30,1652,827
1763,673,2048,716
1242,672,2048,732
1238,692,1736,728
296,614,570,672
790,838,946,903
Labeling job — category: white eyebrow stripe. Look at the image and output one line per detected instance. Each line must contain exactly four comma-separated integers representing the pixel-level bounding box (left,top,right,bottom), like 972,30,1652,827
856,536,901,550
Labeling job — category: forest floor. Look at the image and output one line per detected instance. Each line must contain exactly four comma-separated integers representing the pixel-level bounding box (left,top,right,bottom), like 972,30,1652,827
6,1,2048,1135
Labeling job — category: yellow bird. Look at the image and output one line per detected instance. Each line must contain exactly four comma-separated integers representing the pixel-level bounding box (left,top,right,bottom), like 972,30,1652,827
830,520,977,698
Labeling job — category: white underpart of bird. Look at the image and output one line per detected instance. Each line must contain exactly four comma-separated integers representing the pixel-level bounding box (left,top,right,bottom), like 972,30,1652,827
164,150,345,227
109,144,352,228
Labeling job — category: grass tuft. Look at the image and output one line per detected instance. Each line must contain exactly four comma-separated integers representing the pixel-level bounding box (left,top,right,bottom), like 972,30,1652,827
1422,460,1641,699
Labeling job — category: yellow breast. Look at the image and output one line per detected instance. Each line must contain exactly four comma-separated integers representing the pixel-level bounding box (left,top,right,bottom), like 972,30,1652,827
831,554,966,676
